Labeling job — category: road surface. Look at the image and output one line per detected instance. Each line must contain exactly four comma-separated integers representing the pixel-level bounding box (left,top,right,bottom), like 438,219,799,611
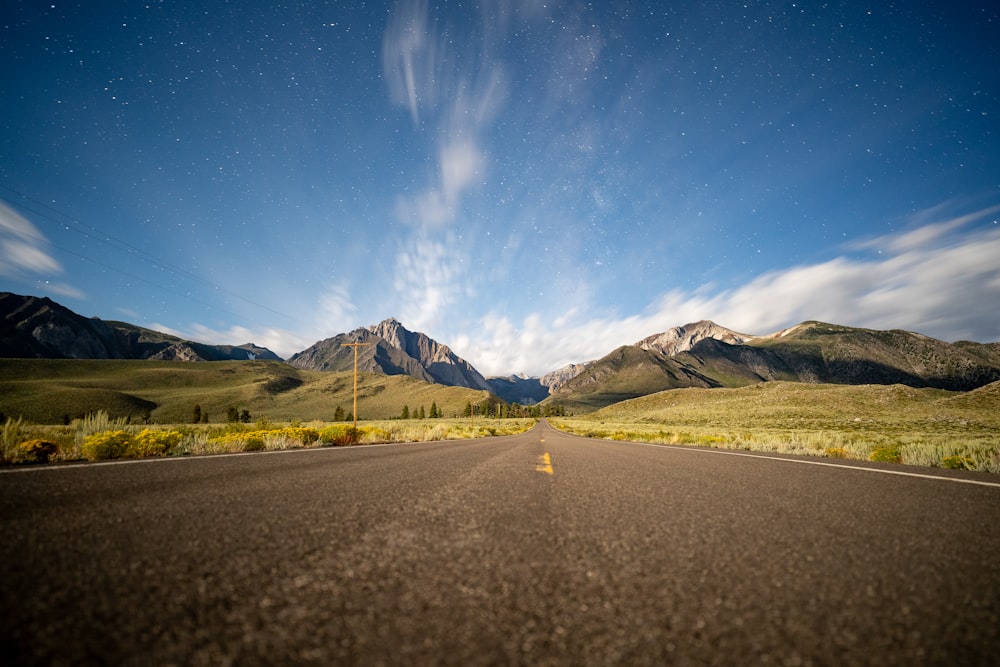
2,420,998,665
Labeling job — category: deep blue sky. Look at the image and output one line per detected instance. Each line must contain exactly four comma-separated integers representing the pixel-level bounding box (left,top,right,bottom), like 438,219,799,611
2,1,998,375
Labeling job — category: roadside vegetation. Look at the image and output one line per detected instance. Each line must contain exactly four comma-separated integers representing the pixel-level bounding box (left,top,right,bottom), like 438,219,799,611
0,410,537,465
549,381,1000,473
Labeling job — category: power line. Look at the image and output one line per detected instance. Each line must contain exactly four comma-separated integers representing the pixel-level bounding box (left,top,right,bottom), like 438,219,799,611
0,184,302,324
1,203,252,321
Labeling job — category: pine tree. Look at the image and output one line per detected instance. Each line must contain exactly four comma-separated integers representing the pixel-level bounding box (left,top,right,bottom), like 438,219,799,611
334,405,345,422
192,404,202,424
418,406,426,419
401,405,410,419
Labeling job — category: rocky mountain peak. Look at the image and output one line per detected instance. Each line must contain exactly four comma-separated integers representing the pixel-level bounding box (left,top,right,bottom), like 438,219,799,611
367,318,411,353
636,320,756,356
293,318,491,391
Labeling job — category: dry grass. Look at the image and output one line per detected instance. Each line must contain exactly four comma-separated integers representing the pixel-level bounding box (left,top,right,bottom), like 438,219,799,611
550,381,1000,473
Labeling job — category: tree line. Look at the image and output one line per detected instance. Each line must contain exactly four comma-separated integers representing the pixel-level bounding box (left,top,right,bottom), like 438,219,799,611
187,398,567,425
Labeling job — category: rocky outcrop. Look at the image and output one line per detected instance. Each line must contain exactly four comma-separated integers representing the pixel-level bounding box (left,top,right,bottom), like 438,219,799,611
540,363,591,393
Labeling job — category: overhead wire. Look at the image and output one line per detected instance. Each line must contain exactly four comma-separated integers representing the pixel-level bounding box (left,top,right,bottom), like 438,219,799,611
0,183,302,324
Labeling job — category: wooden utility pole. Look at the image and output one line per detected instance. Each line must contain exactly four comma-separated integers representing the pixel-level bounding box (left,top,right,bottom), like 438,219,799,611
341,342,370,430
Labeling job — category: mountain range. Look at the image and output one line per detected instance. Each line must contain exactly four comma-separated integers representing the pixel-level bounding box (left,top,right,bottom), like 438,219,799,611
0,292,278,362
547,320,1000,411
4,291,999,412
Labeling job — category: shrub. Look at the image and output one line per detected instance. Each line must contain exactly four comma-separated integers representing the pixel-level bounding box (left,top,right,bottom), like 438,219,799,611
128,429,183,458
77,410,128,439
319,425,360,446
211,431,263,452
18,439,58,464
941,455,974,470
241,433,265,452
825,447,849,459
210,427,320,452
869,445,903,464
278,427,320,446
82,430,134,460
269,428,321,450
361,427,391,443
2,417,28,464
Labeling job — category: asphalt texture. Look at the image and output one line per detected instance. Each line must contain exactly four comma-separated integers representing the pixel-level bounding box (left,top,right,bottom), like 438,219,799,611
1,420,998,666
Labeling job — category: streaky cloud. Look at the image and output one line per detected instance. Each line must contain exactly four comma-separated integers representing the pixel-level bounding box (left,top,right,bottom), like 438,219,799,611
0,202,64,278
39,281,84,300
382,0,436,126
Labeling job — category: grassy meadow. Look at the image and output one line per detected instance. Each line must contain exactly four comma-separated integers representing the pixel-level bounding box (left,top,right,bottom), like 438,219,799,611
550,380,1000,473
0,359,493,424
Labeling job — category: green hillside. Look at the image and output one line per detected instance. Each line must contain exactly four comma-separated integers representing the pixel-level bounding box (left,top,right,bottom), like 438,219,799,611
0,359,491,424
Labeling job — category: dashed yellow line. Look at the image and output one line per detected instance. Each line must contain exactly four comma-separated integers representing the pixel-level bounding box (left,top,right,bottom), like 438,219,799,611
536,452,554,475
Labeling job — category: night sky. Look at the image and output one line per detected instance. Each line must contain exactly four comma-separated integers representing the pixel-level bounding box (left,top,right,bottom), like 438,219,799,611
2,1,998,376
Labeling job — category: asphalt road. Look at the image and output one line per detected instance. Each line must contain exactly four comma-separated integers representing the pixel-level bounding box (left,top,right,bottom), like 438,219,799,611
1,420,998,666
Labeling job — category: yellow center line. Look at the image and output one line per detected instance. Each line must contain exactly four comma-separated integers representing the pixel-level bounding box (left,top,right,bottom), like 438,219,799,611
535,452,554,476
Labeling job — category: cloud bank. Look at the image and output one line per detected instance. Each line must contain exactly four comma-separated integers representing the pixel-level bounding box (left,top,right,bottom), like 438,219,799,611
454,207,1000,376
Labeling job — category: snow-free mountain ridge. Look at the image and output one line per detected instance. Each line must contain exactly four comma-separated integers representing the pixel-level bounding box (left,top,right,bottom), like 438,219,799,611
0,292,278,362
288,318,491,391
4,292,1000,411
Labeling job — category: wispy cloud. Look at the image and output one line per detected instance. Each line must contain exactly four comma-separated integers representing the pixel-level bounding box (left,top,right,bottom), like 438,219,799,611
0,202,64,277
393,233,466,331
382,0,439,126
383,0,511,339
315,281,358,333
456,206,1000,376
397,139,486,229
40,281,85,300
